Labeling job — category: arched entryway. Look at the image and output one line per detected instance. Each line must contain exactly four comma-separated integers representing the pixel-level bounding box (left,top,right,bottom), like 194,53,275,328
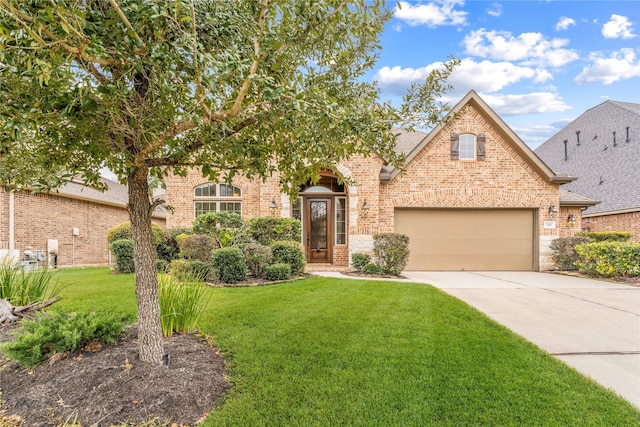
293,174,347,264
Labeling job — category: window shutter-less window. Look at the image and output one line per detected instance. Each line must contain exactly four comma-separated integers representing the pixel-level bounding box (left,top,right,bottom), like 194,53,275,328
450,133,459,160
477,133,486,160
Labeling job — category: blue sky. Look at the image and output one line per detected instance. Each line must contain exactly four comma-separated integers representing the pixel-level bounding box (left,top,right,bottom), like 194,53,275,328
369,0,640,148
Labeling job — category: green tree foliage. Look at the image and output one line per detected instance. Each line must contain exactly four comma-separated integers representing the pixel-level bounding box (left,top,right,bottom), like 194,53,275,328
0,1,457,363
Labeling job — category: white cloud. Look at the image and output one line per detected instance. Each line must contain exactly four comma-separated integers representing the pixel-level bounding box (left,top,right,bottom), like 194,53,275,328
487,3,502,18
375,58,552,97
463,28,579,67
555,17,576,31
480,92,572,116
602,14,636,39
513,121,572,149
394,0,468,28
575,48,640,84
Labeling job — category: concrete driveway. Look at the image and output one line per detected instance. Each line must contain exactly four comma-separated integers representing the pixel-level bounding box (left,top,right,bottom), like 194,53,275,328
403,271,640,408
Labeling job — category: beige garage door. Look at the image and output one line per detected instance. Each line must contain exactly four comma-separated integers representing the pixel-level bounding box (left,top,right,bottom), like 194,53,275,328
395,209,535,271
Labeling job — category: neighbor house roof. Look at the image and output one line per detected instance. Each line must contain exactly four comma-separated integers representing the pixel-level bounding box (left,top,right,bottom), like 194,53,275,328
55,178,167,219
381,90,577,186
559,189,599,207
535,100,640,217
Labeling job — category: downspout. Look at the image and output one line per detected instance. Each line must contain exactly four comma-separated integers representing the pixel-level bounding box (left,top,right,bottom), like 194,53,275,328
8,190,15,256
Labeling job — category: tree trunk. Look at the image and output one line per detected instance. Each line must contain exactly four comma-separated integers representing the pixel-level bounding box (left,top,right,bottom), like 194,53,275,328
128,166,164,363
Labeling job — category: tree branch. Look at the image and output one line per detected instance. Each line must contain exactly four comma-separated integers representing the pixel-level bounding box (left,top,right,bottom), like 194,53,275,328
108,0,146,53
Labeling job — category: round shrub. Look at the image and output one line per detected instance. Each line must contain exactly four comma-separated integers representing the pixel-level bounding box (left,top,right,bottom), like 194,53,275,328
550,236,593,270
107,221,163,244
351,253,371,271
244,243,272,277
363,263,383,275
178,234,216,262
212,247,247,284
193,212,243,247
246,217,302,246
156,259,169,273
270,240,306,275
110,239,134,274
264,263,292,281
156,227,192,262
373,233,410,276
170,259,212,281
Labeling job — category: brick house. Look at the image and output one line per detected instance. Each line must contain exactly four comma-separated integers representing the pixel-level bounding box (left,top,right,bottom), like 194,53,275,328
0,178,166,267
535,100,639,241
166,90,594,271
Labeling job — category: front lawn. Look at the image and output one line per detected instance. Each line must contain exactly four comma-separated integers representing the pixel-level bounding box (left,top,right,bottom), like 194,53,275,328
52,268,639,426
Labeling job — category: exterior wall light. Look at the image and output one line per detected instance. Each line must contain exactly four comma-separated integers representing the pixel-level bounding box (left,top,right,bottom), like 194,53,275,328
361,199,369,218
269,199,278,216
567,213,576,226
548,205,558,218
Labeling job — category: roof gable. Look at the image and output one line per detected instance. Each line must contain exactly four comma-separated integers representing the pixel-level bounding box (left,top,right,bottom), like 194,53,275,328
535,99,640,215
382,90,575,184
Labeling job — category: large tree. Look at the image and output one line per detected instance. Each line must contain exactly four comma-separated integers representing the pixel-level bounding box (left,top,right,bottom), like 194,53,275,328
0,0,457,363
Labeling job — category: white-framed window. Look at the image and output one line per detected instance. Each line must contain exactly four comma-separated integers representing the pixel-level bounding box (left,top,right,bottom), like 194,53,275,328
335,197,346,245
459,134,476,160
194,183,242,217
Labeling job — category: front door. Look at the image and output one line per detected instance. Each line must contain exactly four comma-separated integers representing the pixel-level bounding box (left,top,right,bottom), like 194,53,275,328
306,198,332,263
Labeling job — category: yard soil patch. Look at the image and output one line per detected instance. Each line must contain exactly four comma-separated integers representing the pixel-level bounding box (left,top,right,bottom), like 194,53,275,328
0,325,230,426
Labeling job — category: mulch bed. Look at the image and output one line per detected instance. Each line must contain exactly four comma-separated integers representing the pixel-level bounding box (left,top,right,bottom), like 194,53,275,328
0,325,230,426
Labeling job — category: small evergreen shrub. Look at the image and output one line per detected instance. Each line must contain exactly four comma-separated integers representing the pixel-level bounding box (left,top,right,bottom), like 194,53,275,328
576,231,632,242
193,212,243,247
212,247,248,284
244,243,272,277
363,263,383,275
271,240,306,275
351,253,371,271
373,233,410,276
156,227,192,262
178,234,216,262
574,241,640,277
246,217,302,246
264,263,292,281
550,236,593,270
158,274,209,337
170,259,211,281
106,221,163,244
156,259,169,273
110,239,135,274
1,310,130,368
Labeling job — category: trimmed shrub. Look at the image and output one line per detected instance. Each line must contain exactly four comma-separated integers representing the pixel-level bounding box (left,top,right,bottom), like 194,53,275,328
193,212,243,247
246,217,302,246
574,241,640,277
156,227,192,262
158,274,209,337
178,234,216,262
110,239,135,274
373,233,410,276
550,236,593,270
576,231,632,242
170,259,211,281
212,247,248,284
106,221,163,245
363,263,383,275
351,253,371,271
271,240,306,275
1,310,130,368
244,243,272,277
264,263,292,281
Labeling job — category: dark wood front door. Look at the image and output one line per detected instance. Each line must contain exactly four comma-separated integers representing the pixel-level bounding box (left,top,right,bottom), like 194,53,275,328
306,198,332,263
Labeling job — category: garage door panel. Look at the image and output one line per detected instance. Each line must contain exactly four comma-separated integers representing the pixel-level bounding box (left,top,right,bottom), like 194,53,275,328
395,209,534,271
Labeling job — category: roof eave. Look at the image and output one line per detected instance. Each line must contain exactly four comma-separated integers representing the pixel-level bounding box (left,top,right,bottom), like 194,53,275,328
583,207,640,218
551,176,578,184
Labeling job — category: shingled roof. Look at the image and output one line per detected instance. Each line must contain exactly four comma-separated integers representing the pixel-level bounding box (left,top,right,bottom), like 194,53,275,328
535,100,640,216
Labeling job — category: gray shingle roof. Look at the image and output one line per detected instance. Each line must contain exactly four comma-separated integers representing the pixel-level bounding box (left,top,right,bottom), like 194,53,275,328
55,178,167,219
559,189,599,207
535,100,640,216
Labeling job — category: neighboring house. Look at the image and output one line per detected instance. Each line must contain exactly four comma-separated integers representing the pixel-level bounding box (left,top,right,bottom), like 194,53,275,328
535,100,640,241
166,90,593,271
0,178,166,267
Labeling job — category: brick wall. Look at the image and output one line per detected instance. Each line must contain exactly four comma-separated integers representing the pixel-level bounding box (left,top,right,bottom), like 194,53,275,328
559,206,584,238
582,211,640,242
0,189,165,266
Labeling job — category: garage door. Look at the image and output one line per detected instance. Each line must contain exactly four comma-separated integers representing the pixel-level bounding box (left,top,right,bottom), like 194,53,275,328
395,209,535,271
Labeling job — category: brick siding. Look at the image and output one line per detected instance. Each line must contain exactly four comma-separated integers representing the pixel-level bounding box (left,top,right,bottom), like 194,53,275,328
582,211,640,242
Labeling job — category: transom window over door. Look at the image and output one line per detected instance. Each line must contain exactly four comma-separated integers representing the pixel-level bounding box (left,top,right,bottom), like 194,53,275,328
194,183,242,217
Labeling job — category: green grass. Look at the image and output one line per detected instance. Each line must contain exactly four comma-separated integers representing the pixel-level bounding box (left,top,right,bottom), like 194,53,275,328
51,268,640,426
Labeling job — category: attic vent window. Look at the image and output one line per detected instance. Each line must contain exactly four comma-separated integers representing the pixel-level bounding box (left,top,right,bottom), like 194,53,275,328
576,130,580,146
